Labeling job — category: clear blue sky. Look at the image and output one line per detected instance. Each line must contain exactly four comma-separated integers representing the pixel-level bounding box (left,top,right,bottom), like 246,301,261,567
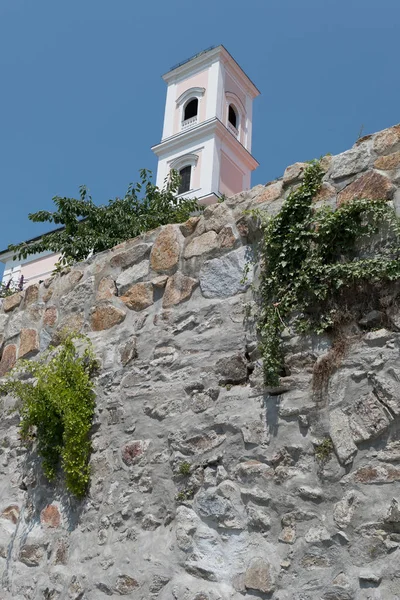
1,0,399,249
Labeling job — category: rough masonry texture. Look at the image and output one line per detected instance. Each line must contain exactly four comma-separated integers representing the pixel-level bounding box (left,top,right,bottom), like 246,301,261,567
1,125,400,599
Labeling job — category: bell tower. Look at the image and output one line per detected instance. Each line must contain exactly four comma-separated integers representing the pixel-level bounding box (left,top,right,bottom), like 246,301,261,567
152,45,260,204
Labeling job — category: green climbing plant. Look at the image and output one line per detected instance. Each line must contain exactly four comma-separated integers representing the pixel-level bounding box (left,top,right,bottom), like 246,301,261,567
0,333,98,497
256,160,400,386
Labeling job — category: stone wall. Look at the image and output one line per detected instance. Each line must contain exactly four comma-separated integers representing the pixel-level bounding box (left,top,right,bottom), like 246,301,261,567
1,124,400,599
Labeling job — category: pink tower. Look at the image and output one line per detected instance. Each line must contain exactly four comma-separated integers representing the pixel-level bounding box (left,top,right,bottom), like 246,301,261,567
152,46,260,204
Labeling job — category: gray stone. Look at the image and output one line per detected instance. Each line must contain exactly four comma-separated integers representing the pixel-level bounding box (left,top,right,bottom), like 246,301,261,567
384,498,400,524
199,246,253,298
350,394,391,443
183,231,219,259
333,491,359,529
5,311,22,340
216,353,248,384
305,526,331,543
359,570,381,584
297,486,324,502
196,202,233,234
330,408,358,465
330,146,370,179
116,260,150,294
110,243,151,269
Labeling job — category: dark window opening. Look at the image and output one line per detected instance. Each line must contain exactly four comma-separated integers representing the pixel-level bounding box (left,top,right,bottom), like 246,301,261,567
184,98,198,121
228,104,238,129
178,165,191,194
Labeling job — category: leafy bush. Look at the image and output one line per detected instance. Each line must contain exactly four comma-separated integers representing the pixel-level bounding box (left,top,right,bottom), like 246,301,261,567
256,160,400,386
9,170,200,268
0,333,98,497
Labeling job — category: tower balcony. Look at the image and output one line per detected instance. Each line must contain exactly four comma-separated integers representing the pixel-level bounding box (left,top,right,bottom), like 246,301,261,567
227,121,239,138
182,115,198,130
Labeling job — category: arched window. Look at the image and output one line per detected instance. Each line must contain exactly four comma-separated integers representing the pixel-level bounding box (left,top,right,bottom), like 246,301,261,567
178,165,191,195
184,98,198,121
228,104,238,130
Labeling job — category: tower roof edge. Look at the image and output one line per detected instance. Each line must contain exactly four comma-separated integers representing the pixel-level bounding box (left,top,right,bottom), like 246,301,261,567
162,45,260,98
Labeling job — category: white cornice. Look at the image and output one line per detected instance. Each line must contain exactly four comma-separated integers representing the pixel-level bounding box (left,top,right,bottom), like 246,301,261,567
151,118,259,170
163,45,260,99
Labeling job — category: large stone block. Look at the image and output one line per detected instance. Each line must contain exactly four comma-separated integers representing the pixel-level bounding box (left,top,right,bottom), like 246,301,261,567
5,311,23,340
90,304,126,331
196,202,233,234
1,505,19,524
283,162,307,185
338,171,394,205
24,284,39,306
183,231,219,259
200,246,253,298
116,261,149,295
216,353,248,384
374,151,400,170
313,182,336,203
19,329,39,359
373,124,400,155
162,273,197,308
40,504,61,528
330,146,370,179
120,282,153,311
329,408,357,465
96,276,117,301
353,464,400,484
43,306,58,327
110,243,151,269
19,544,44,567
244,557,276,594
255,180,283,203
150,225,181,273
0,344,17,376
3,292,23,312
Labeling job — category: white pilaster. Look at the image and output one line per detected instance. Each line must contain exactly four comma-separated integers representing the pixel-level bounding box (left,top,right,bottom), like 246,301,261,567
161,82,176,140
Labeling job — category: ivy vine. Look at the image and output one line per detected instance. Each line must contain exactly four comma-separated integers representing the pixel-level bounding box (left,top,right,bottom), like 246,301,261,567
256,160,400,386
0,334,98,497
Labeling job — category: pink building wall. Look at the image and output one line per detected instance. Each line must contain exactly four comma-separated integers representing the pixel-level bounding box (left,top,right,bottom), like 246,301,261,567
21,253,60,286
219,151,244,197
173,69,209,135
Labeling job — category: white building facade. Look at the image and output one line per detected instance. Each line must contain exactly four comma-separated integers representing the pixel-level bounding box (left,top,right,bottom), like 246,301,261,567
152,45,260,204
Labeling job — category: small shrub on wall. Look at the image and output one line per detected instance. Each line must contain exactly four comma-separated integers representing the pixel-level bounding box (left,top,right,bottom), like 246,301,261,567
0,333,99,498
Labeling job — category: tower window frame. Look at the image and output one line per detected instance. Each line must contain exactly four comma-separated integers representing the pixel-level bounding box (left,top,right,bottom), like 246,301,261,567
225,92,246,140
228,104,238,130
176,87,205,131
169,152,200,197
178,165,192,195
183,98,198,122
